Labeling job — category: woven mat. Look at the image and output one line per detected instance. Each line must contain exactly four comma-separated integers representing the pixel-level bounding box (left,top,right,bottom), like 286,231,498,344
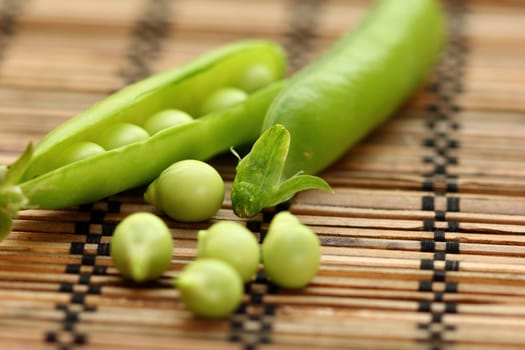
1,0,525,349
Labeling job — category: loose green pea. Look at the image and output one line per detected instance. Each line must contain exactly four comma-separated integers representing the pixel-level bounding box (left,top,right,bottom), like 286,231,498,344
262,211,320,289
200,87,248,116
97,122,150,150
237,64,277,93
143,109,194,135
175,258,243,318
55,141,105,169
232,124,332,218
144,160,224,222
110,212,173,283
197,221,260,282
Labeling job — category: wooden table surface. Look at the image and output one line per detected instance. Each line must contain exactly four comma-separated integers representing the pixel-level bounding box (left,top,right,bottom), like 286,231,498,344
1,0,525,349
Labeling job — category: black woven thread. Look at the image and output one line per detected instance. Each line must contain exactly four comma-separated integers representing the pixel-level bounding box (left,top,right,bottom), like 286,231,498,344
118,0,172,85
0,1,77,349
46,2,170,346
0,0,26,63
47,200,120,349
283,0,323,73
229,211,279,349
417,1,466,348
46,1,171,347
228,2,322,347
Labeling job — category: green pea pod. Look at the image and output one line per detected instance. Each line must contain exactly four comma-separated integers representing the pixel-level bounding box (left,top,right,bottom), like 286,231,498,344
232,0,446,217
23,40,286,181
0,40,286,236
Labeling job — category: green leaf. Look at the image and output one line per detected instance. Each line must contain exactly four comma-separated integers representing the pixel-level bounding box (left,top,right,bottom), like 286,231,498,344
231,124,332,218
231,124,290,217
267,174,332,207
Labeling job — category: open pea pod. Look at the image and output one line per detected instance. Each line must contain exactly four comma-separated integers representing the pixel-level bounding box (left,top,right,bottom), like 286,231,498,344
0,40,286,237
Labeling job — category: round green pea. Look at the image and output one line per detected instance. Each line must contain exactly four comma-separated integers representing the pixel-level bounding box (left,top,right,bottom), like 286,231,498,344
197,221,260,282
144,160,225,222
110,212,173,283
55,141,105,169
200,87,248,116
175,258,243,318
262,211,321,289
143,109,193,135
237,64,276,93
97,122,150,150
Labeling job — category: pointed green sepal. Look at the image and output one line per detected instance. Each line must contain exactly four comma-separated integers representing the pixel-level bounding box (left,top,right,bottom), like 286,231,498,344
0,143,34,240
231,124,332,218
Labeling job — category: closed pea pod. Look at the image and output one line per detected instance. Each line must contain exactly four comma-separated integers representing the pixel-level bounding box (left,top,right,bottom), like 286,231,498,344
231,0,446,217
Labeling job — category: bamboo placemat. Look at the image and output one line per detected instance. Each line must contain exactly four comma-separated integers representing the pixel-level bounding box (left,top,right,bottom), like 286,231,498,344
1,0,525,349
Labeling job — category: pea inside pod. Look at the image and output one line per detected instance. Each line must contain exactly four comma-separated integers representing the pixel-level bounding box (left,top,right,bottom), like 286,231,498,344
200,87,248,116
97,123,150,150
236,64,277,93
54,142,106,170
142,109,194,135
